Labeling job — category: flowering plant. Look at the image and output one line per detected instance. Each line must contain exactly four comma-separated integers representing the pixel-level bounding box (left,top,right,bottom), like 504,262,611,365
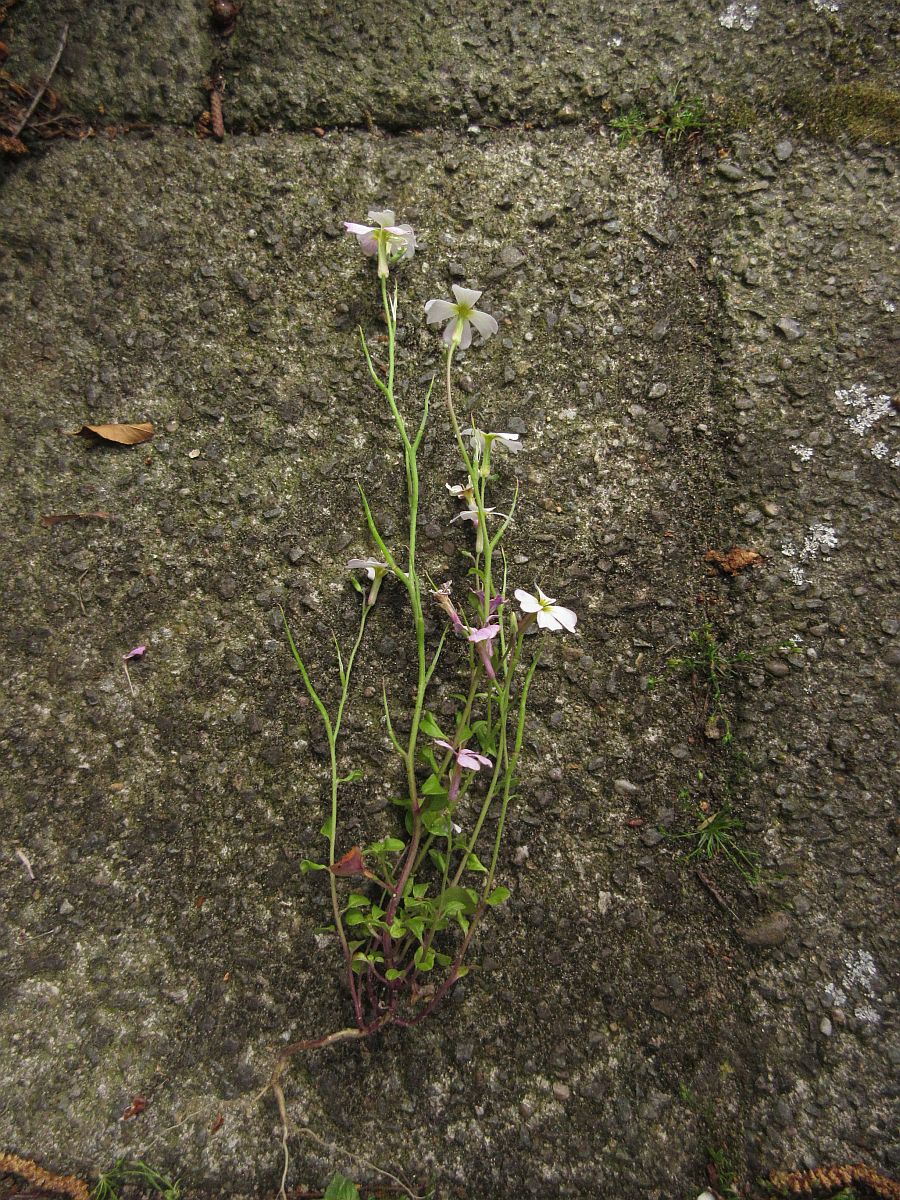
268,211,578,1168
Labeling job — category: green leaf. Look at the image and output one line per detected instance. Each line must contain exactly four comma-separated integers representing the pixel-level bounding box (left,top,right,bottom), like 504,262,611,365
421,808,451,836
429,849,447,873
412,882,429,899
421,773,447,797
324,1174,360,1200
441,886,478,917
406,916,426,942
465,852,488,873
418,745,439,773
389,919,405,938
385,968,405,981
368,836,406,854
338,769,363,785
471,719,498,755
345,910,367,926
346,893,369,909
320,815,335,840
300,859,327,873
414,945,435,972
486,886,511,906
418,712,445,739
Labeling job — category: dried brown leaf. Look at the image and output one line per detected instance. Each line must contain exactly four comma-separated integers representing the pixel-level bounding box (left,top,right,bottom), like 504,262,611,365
0,132,26,154
40,511,113,527
704,547,763,575
120,1095,147,1121
330,846,366,877
70,421,154,445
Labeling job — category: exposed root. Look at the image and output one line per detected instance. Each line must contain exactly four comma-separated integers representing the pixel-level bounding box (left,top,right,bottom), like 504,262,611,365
768,1163,900,1199
260,1018,423,1200
0,1151,90,1200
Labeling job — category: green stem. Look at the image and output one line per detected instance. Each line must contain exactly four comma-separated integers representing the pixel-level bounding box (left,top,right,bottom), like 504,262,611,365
484,652,540,897
443,347,493,620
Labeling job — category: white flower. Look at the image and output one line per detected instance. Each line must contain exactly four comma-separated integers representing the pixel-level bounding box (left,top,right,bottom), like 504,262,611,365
515,587,578,633
446,480,477,508
424,285,499,350
347,557,390,605
344,209,416,278
463,427,522,459
450,505,507,554
449,507,505,526
346,557,387,581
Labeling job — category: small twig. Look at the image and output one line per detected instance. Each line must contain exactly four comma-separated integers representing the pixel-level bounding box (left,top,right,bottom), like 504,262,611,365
122,658,135,697
10,22,68,136
15,847,34,879
75,568,89,617
694,865,738,920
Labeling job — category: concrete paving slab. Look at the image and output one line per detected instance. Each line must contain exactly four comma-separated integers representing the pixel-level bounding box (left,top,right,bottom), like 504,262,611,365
2,0,898,133
1,0,210,126
223,0,899,132
0,90,897,1200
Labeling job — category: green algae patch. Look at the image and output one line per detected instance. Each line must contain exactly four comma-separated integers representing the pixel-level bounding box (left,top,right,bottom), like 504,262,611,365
783,80,900,147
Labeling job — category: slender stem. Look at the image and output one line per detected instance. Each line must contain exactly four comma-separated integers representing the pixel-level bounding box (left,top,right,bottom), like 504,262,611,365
443,348,493,620
484,652,540,896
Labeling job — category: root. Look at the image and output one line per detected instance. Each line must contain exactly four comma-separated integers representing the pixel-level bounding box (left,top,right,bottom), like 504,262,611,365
259,1016,423,1200
0,1151,90,1200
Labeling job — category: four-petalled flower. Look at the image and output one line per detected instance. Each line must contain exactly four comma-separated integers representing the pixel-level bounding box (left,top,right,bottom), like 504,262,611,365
464,428,522,459
425,285,498,349
344,210,416,278
466,621,502,679
347,557,390,605
514,587,578,633
434,738,493,802
450,505,506,553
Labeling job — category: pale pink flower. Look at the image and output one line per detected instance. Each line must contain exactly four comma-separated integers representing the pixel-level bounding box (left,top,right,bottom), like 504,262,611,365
466,621,501,679
434,737,493,802
425,285,498,350
434,739,493,772
431,583,465,632
344,209,416,278
122,646,147,661
515,587,578,633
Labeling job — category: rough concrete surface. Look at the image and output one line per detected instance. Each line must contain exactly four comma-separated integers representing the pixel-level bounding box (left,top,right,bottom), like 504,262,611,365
0,3,898,1200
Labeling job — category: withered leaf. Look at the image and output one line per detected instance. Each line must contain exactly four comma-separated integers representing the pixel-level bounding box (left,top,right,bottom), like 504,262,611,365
120,1095,147,1121
330,846,366,877
0,134,28,156
71,422,154,446
704,547,763,575
40,511,113,527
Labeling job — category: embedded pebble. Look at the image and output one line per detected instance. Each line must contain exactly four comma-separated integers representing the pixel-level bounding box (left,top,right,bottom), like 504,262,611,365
739,911,791,947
